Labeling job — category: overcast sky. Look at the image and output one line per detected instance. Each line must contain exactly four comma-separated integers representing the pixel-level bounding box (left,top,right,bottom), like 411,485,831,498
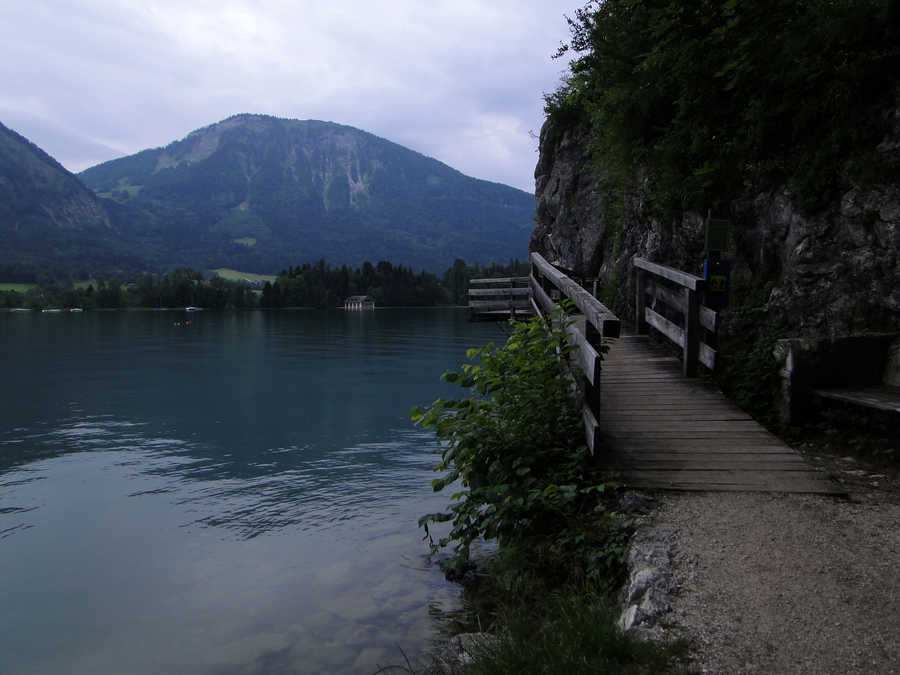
1,1,578,193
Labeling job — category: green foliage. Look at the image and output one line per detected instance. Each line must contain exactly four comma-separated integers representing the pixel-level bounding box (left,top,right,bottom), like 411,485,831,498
412,306,605,571
550,0,900,214
1,268,258,310
261,259,447,308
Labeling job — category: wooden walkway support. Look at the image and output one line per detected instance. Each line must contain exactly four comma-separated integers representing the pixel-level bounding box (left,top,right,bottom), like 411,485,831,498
599,334,842,494
468,277,532,321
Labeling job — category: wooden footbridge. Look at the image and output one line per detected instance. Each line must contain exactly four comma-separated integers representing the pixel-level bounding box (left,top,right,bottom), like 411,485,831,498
472,252,842,494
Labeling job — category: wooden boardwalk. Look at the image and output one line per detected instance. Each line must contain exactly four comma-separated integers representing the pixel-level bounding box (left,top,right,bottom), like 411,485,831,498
599,335,843,494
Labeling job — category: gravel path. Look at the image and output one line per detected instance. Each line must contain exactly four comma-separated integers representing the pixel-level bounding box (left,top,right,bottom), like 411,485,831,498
631,457,900,674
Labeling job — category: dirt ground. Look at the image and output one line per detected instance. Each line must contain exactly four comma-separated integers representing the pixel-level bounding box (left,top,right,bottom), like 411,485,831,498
653,453,900,673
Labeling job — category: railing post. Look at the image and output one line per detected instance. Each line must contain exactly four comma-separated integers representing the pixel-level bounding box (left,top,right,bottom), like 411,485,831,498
635,268,647,334
683,286,701,377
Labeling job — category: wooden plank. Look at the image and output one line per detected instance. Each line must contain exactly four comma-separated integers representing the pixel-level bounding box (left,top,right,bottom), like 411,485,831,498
683,286,700,377
699,342,716,371
567,323,601,387
468,287,531,297
601,379,719,390
621,460,814,471
603,420,766,432
469,277,529,285
619,451,806,460
813,386,900,413
531,252,620,337
700,305,717,332
610,444,801,455
532,289,601,391
635,268,647,334
529,275,555,317
619,469,841,493
645,278,686,313
644,307,685,348
633,257,704,291
600,394,738,404
602,412,753,422
583,403,600,455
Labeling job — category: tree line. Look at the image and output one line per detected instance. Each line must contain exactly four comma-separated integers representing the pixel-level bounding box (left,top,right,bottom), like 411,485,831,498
1,258,530,310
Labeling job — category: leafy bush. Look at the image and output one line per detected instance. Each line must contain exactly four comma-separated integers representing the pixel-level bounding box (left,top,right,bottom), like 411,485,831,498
550,0,900,214
412,307,605,572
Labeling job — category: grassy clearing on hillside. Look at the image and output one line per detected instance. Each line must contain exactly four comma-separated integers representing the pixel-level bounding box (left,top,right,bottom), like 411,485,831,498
212,268,275,284
0,283,36,292
232,237,257,247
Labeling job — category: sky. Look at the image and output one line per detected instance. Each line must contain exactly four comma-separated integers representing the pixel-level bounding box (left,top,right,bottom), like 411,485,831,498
1,1,579,193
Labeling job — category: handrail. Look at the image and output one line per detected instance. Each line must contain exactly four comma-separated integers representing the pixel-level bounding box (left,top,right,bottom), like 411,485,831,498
633,257,704,291
633,256,717,376
531,252,620,338
530,252,620,454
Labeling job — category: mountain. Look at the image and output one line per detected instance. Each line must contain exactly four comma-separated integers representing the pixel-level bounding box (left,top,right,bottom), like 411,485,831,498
79,114,535,272
0,121,148,278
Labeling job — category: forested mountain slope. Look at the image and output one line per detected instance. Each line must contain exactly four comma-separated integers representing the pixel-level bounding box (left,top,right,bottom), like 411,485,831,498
80,114,535,272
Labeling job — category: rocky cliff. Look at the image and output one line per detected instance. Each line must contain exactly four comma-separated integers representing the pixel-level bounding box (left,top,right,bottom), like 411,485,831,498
532,106,900,343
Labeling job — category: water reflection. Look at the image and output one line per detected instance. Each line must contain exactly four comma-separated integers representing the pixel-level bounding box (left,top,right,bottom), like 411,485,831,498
1,413,447,541
0,309,503,674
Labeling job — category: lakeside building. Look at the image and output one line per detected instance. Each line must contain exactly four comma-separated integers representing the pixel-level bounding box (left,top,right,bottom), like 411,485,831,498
344,295,375,310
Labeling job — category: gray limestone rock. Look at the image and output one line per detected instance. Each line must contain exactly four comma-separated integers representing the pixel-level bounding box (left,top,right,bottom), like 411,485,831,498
532,105,900,341
617,525,675,640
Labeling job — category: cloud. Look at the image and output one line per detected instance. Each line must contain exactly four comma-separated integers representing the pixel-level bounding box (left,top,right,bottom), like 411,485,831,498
1,0,575,191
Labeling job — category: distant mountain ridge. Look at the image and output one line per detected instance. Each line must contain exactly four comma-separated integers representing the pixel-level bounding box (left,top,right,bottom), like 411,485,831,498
0,121,148,277
78,114,535,272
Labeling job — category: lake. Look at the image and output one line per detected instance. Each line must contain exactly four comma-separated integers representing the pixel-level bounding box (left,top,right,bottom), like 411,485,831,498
0,308,504,674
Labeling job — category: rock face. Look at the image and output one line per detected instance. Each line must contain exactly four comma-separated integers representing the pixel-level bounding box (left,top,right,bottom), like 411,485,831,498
531,119,611,274
531,110,900,341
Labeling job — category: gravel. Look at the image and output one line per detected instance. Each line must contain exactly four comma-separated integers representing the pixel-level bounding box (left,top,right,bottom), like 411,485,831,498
626,459,900,674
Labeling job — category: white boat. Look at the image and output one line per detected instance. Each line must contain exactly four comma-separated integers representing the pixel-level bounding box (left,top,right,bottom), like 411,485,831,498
69,308,84,313
41,309,62,313
184,306,203,312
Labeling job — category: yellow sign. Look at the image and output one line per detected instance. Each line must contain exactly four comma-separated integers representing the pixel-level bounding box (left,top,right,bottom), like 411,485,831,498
709,275,727,292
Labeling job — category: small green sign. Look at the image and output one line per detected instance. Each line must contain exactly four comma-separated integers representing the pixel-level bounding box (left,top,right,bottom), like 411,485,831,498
706,218,730,253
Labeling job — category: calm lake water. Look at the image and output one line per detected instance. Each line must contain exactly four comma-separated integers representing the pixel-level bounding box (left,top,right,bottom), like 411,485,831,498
0,308,503,675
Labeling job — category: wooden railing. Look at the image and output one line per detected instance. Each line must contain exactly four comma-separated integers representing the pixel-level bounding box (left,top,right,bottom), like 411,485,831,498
468,276,531,319
633,257,718,376
530,252,620,453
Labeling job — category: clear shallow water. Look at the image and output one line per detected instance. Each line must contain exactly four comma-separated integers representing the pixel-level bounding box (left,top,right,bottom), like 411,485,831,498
0,309,503,674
